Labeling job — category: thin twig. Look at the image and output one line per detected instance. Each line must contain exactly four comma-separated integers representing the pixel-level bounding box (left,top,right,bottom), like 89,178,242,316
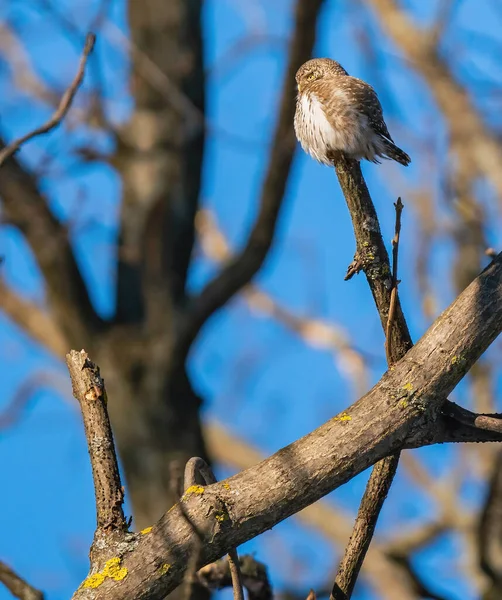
184,458,245,600
385,198,404,365
0,32,95,168
198,555,272,600
0,561,44,600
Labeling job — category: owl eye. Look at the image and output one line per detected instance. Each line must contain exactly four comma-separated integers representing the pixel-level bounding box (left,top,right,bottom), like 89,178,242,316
306,73,317,81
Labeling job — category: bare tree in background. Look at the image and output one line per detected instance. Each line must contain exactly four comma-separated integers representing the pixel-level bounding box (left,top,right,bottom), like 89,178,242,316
2,1,502,599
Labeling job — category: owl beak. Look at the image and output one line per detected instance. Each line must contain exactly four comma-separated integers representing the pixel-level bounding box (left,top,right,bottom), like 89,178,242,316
297,82,303,94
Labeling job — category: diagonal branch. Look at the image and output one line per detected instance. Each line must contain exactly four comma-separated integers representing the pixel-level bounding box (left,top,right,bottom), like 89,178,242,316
174,0,326,365
71,252,502,600
0,561,44,600
0,281,67,357
331,454,398,600
205,419,478,600
0,33,95,167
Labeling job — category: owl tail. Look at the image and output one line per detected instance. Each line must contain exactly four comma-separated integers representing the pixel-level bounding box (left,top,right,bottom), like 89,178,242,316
383,140,411,166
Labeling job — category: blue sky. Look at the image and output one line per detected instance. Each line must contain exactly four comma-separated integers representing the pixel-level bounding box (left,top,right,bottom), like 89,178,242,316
1,1,501,599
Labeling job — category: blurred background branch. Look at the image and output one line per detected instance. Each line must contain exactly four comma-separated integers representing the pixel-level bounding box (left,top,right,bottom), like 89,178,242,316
1,1,502,599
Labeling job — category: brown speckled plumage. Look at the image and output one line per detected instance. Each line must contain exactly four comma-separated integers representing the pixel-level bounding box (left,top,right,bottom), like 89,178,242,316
294,58,410,166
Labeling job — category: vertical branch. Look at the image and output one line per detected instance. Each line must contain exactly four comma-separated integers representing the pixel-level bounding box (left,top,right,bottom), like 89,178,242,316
338,159,412,359
183,458,245,600
66,350,127,536
385,198,404,364
330,157,413,600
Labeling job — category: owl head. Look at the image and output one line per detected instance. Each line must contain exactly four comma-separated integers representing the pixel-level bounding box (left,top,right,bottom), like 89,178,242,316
295,58,349,92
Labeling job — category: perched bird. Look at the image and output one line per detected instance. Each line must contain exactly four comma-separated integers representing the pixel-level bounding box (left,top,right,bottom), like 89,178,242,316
294,58,410,167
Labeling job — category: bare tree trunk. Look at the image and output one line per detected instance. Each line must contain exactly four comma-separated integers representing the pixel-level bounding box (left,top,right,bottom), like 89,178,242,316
107,0,208,529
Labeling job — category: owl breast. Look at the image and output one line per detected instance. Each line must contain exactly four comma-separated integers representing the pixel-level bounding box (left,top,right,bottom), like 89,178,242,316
294,91,381,165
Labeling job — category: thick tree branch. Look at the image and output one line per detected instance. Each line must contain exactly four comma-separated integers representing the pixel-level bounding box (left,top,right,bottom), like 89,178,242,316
0,561,44,600
72,252,502,600
175,0,326,365
0,33,95,167
204,422,452,600
114,0,205,327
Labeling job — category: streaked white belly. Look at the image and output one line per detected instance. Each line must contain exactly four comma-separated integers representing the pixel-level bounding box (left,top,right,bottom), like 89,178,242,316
295,92,378,165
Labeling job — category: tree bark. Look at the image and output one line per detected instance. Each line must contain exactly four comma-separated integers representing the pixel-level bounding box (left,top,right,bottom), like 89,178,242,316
71,252,502,600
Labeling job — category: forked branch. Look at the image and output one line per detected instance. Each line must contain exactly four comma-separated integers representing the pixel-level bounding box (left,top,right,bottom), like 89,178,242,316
71,252,502,599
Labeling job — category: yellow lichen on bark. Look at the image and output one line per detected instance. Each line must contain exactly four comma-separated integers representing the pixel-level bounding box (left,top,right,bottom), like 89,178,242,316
82,557,128,588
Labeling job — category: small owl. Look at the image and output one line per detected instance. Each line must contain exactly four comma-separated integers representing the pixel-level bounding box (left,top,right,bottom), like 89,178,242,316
294,58,410,167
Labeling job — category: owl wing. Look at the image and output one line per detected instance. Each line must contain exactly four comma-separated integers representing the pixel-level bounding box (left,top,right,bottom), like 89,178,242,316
349,77,394,143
